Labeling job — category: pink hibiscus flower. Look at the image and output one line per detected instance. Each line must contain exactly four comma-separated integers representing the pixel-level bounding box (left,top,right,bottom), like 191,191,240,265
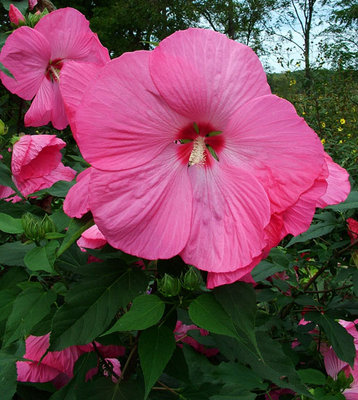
67,28,349,287
323,320,358,399
0,7,109,129
17,334,124,388
77,224,107,250
347,218,358,244
11,134,76,197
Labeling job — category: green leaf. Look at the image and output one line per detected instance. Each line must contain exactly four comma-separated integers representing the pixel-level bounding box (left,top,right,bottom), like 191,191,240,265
0,0,28,13
286,221,336,246
0,163,17,190
188,294,236,337
214,282,259,355
298,369,326,385
0,62,14,79
0,351,18,400
305,312,355,366
0,241,35,266
251,260,286,282
31,180,75,198
51,265,148,350
4,286,56,345
139,325,176,399
104,294,165,334
24,241,59,273
0,212,23,233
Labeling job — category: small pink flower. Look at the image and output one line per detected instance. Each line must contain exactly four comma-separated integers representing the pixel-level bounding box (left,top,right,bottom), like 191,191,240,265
347,218,358,244
9,4,25,25
0,8,109,129
174,321,219,357
70,28,349,287
28,0,38,10
17,334,125,388
11,134,76,197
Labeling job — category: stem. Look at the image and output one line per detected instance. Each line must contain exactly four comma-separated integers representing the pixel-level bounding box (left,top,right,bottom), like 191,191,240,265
116,344,137,384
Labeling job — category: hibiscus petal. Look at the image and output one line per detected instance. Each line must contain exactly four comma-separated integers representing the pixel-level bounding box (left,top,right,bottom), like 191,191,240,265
324,347,349,379
150,28,271,126
24,78,55,128
77,225,107,250
59,61,104,138
75,51,189,170
316,153,350,208
63,168,91,218
180,162,270,273
89,145,192,259
0,26,50,100
51,81,68,130
35,8,109,64
223,95,326,214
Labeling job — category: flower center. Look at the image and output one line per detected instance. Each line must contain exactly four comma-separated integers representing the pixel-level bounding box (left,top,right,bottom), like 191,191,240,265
176,122,224,167
46,59,63,82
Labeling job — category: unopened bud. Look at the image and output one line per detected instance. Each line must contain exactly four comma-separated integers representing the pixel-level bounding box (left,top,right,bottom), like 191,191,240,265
41,214,56,234
157,274,181,297
9,4,25,26
21,212,43,242
182,266,203,291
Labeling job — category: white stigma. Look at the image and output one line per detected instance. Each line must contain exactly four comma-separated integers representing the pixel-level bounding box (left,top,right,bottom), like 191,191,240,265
188,136,206,166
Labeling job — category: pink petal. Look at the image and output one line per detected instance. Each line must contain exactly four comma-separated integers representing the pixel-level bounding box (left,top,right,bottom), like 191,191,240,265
88,146,192,259
150,28,270,125
223,95,326,214
180,162,270,273
9,5,25,25
59,61,105,138
35,8,109,64
0,27,50,100
344,384,358,400
75,51,189,171
63,168,91,218
316,153,350,208
50,80,68,130
17,361,64,383
28,0,38,10
12,135,64,178
24,78,55,128
0,185,15,200
77,225,107,250
324,347,349,379
93,343,125,359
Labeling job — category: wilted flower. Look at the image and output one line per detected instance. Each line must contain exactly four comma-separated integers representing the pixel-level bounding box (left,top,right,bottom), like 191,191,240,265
0,8,109,129
11,134,76,197
69,28,349,288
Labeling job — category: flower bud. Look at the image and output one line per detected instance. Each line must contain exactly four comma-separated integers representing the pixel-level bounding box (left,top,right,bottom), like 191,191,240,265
21,212,43,242
182,266,203,291
41,214,56,234
9,4,25,26
157,274,181,297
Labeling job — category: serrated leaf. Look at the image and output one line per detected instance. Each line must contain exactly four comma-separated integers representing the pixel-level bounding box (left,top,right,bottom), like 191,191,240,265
104,294,165,335
51,266,148,350
188,294,236,337
0,241,35,266
0,212,23,233
286,221,336,247
4,286,56,345
139,325,176,399
298,369,326,385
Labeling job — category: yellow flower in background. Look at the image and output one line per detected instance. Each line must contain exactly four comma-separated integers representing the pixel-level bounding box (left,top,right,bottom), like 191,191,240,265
321,122,326,128
338,127,343,132
302,111,306,115
289,79,296,86
339,140,343,144
340,118,346,125
347,133,352,138
321,138,326,144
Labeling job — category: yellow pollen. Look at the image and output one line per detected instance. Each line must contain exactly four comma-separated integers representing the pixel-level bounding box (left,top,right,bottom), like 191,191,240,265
189,136,206,166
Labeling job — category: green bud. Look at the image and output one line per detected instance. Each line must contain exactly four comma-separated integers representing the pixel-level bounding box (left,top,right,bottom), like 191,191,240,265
41,214,56,234
182,266,203,291
157,273,181,297
21,213,44,242
0,120,6,135
26,9,49,28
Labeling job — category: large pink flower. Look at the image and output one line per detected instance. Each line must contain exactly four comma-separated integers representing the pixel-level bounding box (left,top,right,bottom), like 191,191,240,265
12,134,76,197
17,334,125,388
69,28,349,287
0,7,109,129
